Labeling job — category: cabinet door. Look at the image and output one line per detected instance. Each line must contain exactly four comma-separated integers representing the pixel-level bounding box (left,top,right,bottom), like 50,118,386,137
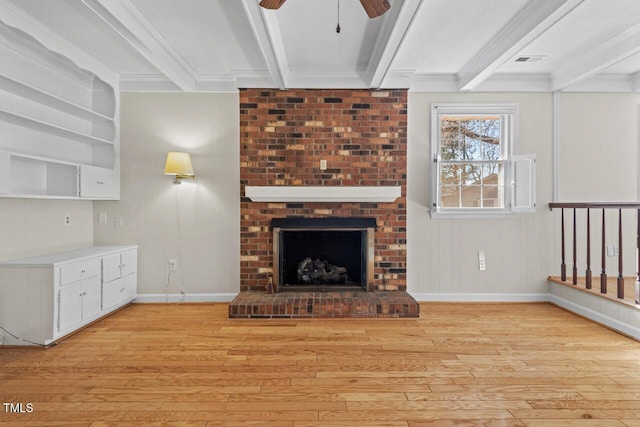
83,279,102,321
122,273,137,302
80,165,116,198
102,253,121,283
58,276,101,332
102,277,123,309
58,282,84,332
121,250,137,277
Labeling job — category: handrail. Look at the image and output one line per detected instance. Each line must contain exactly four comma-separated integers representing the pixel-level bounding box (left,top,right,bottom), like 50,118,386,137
549,202,640,304
550,202,640,210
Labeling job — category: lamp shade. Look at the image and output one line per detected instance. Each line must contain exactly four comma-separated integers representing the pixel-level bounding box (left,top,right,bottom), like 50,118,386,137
164,152,194,176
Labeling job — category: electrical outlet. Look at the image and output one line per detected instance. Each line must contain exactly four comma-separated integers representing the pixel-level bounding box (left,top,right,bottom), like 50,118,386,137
64,215,71,226
99,212,108,224
320,159,327,170
478,250,486,271
607,245,619,257
169,259,177,271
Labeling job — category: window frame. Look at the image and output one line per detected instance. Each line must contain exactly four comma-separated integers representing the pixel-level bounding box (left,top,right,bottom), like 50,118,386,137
430,103,518,219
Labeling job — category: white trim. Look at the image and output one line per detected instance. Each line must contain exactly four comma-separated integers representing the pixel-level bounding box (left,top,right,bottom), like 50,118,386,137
552,91,560,202
457,0,584,91
549,293,640,341
410,292,550,303
368,0,423,88
87,0,197,91
133,293,237,303
430,103,517,218
244,186,401,202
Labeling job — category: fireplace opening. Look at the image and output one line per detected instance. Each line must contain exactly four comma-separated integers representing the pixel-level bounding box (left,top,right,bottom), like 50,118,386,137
272,218,375,292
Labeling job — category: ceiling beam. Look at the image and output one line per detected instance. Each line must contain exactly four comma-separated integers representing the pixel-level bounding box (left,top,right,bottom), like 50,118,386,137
552,24,640,91
368,0,422,89
82,0,197,91
240,0,287,89
457,0,584,91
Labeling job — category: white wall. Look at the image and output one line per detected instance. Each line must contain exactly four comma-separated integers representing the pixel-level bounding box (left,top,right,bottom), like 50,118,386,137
94,92,240,301
555,93,640,281
407,92,555,300
0,199,93,261
558,93,639,201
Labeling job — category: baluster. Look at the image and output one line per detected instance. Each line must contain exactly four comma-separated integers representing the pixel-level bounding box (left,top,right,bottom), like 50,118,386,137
561,208,566,281
601,209,607,294
572,208,577,285
586,208,592,289
617,209,624,299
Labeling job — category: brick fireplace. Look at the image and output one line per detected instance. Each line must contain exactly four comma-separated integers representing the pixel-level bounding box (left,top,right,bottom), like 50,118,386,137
234,88,416,318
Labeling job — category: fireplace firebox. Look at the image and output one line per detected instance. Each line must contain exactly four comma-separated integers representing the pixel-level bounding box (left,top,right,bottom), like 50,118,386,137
272,218,376,292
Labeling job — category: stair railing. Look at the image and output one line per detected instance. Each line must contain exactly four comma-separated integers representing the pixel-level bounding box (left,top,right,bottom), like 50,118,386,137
549,202,640,304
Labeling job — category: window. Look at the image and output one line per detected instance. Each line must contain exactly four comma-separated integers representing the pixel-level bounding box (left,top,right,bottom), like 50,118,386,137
431,104,534,217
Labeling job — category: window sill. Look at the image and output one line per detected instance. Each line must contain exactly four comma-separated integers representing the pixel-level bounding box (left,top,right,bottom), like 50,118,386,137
429,209,517,219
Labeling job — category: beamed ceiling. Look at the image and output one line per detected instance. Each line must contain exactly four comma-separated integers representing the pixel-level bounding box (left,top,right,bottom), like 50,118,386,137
2,0,640,92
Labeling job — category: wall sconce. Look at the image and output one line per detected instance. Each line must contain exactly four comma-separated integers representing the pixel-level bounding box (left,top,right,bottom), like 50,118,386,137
164,152,195,184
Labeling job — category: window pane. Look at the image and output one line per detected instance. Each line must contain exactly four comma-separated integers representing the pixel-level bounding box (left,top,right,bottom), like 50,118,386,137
460,186,482,207
462,163,482,185
482,163,503,185
440,186,460,208
440,137,464,160
441,116,501,162
440,163,460,186
482,186,504,208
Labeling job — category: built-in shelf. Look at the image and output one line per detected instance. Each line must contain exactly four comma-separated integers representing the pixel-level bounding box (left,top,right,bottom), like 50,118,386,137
0,74,113,123
245,186,402,202
0,20,119,200
0,110,113,146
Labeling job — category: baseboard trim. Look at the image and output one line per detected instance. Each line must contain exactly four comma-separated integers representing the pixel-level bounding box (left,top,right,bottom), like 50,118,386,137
133,293,237,303
410,293,550,303
548,293,640,341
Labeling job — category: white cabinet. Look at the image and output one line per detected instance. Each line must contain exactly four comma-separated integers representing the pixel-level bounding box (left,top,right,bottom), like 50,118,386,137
80,165,117,198
58,276,102,332
0,246,137,346
0,20,119,200
102,249,138,310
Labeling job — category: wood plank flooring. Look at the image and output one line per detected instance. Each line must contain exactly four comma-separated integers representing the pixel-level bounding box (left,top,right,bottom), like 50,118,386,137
1,302,639,426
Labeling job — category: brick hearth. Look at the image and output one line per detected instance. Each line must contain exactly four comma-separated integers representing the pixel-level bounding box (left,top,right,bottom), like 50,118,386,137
229,291,419,318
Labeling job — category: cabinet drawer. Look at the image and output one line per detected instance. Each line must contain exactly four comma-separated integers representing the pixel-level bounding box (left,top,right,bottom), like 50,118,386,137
102,253,121,283
59,258,100,286
102,274,136,310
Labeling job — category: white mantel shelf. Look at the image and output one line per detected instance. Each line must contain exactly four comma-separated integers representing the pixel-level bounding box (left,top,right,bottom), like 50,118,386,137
245,186,401,203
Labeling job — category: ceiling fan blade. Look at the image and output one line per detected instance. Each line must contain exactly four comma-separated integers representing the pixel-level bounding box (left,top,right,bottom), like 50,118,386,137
360,0,391,18
259,0,287,9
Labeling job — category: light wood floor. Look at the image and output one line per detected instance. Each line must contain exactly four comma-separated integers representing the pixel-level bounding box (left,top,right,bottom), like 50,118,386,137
1,302,639,426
